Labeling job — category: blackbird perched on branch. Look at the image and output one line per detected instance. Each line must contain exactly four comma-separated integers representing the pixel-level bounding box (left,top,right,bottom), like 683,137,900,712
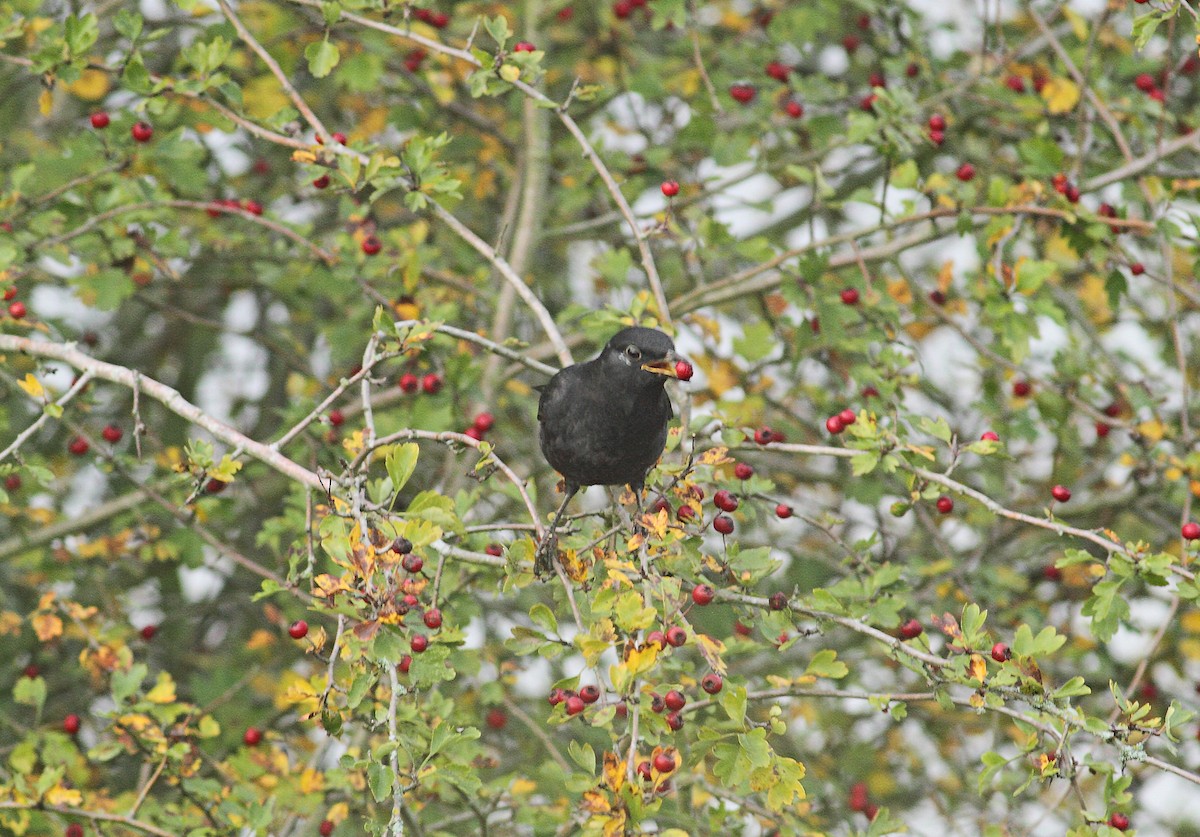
535,326,687,574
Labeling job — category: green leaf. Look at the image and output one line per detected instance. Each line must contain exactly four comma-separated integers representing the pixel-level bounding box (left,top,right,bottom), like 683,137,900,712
13,674,46,714
385,443,420,493
890,159,919,189
305,39,340,79
483,15,512,48
367,760,392,802
919,415,952,443
720,684,747,726
1051,676,1090,700
1017,136,1065,176
1015,260,1056,295
528,603,558,635
804,649,849,680
112,663,148,704
113,8,143,41
567,740,595,773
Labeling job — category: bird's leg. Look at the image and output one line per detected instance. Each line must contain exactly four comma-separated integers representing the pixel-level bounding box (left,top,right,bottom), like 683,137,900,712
536,484,579,576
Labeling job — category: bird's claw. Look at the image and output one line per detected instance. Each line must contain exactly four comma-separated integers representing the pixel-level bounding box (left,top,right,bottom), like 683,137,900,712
534,531,559,577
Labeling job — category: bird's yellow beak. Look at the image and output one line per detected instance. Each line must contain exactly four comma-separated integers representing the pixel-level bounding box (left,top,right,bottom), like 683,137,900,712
642,353,684,377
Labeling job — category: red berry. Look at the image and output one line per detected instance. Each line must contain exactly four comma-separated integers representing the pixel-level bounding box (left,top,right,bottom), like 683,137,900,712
398,655,411,673
929,129,945,146
898,618,923,639
692,584,714,605
729,83,756,104
733,462,753,480
485,708,507,729
472,412,495,433
140,624,157,640
548,688,566,705
613,0,634,19
713,515,734,535
928,114,946,131
661,180,680,197
485,543,503,557
929,289,947,305
754,427,774,445
312,174,330,189
399,372,419,393
664,690,685,711
243,727,262,746
906,62,919,77
840,287,860,305
990,642,1011,662
579,684,600,704
1052,173,1069,193
101,424,122,443
714,489,739,512
1012,380,1031,397
785,99,804,118
131,121,153,142
558,6,574,20
66,826,84,837
362,235,382,255
826,415,845,434
653,752,676,773
404,49,426,72
650,693,666,713
319,820,335,836
1051,485,1071,502
243,199,263,216
23,664,39,678
673,360,693,381
980,431,1000,442
4,474,21,491
849,781,869,812
956,162,976,182
637,760,652,780
421,373,442,395
288,620,308,639
701,673,723,694
403,553,424,573
1043,565,1063,582
768,592,788,611
1065,184,1081,203
513,41,536,52
565,695,585,715
1095,422,1111,438
839,408,856,426
1005,75,1026,92
733,621,752,637
765,61,790,82
68,436,89,456
63,713,81,734
936,495,954,514
1135,72,1155,92
676,505,696,522
1130,262,1145,275
856,12,870,29
869,71,886,89
1108,812,1129,831
665,711,684,731
646,630,667,649
1183,523,1200,540
90,111,110,129
775,503,793,519
329,409,345,427
3,287,15,301
842,34,861,53
422,608,442,630
860,93,878,112
8,301,26,319
410,634,428,653
665,626,687,647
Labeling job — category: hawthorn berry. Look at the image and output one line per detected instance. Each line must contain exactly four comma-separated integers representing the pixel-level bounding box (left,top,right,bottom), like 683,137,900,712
665,711,684,731
826,415,845,434
674,360,694,380
8,301,26,319
664,690,685,711
513,41,536,52
131,121,153,142
840,287,860,305
548,688,566,706
486,708,507,729
661,180,680,197
5,474,20,491
898,618,923,639
692,584,714,605
141,624,158,640
101,425,122,443
391,536,413,554
650,693,666,713
754,427,774,445
319,821,335,836
1130,263,1145,276
398,655,411,673
956,162,976,182
768,592,788,611
399,372,419,393
312,174,331,189
653,752,676,773
1184,523,1200,540
849,781,869,812
713,515,734,535
579,684,600,704
936,495,954,514
243,199,263,216
362,236,382,255
701,673,723,694
980,431,1000,442
1108,812,1129,831
1005,75,1026,92
665,626,687,647
67,825,84,837
63,713,81,734
288,620,309,639
565,695,585,715
423,608,442,629
485,543,503,557
473,412,495,433
1135,73,1155,92
713,489,738,512
765,61,790,82
410,634,428,653
991,642,1011,662
68,437,89,456
1012,380,1032,397
729,83,756,104
676,504,696,522
775,503,793,519
402,553,424,573
839,408,856,426
1051,485,1071,502
243,727,262,746
646,630,667,649
785,99,804,118
733,462,753,480
90,111,110,129
421,373,442,395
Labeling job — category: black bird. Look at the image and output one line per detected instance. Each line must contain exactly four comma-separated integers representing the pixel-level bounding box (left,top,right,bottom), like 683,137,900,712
535,326,686,574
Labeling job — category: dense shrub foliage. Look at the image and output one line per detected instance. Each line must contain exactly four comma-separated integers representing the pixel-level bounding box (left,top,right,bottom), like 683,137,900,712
3,0,1200,834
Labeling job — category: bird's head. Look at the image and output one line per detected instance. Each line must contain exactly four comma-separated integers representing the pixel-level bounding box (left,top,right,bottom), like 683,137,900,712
601,326,685,387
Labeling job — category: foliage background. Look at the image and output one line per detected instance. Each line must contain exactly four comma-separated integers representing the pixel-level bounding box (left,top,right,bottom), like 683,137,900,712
3,0,1200,834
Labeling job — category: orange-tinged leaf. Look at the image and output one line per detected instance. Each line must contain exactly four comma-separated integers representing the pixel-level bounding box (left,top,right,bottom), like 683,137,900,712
0,611,21,635
16,373,44,399
602,751,625,792
43,784,83,806
510,778,537,796
246,628,275,650
146,672,177,704
67,68,111,101
968,654,987,684
1040,77,1080,114
697,446,732,466
696,633,728,676
580,790,611,813
32,611,62,642
886,277,912,305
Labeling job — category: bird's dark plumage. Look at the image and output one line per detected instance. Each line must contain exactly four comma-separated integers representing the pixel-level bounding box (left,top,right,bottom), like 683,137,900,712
535,326,683,572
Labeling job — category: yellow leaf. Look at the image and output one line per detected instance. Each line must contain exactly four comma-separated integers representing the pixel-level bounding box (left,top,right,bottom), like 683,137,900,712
246,628,275,650
0,611,21,636
277,670,320,713
67,68,111,101
1078,273,1112,323
342,429,365,457
623,643,658,677
886,277,912,305
291,149,318,164
1041,77,1080,114
695,633,727,676
499,64,520,83
299,768,326,794
697,446,732,466
16,373,44,399
510,778,537,796
1181,610,1200,633
602,751,625,792
969,654,987,684
43,784,82,806
1138,419,1166,442
969,691,985,708
32,611,62,642
244,74,290,119
146,671,177,704
39,89,53,115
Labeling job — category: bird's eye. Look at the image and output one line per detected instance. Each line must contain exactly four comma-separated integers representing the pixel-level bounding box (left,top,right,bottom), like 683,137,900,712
625,345,642,360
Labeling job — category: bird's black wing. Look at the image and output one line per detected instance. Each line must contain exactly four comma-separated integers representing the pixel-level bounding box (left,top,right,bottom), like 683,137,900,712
536,369,568,423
